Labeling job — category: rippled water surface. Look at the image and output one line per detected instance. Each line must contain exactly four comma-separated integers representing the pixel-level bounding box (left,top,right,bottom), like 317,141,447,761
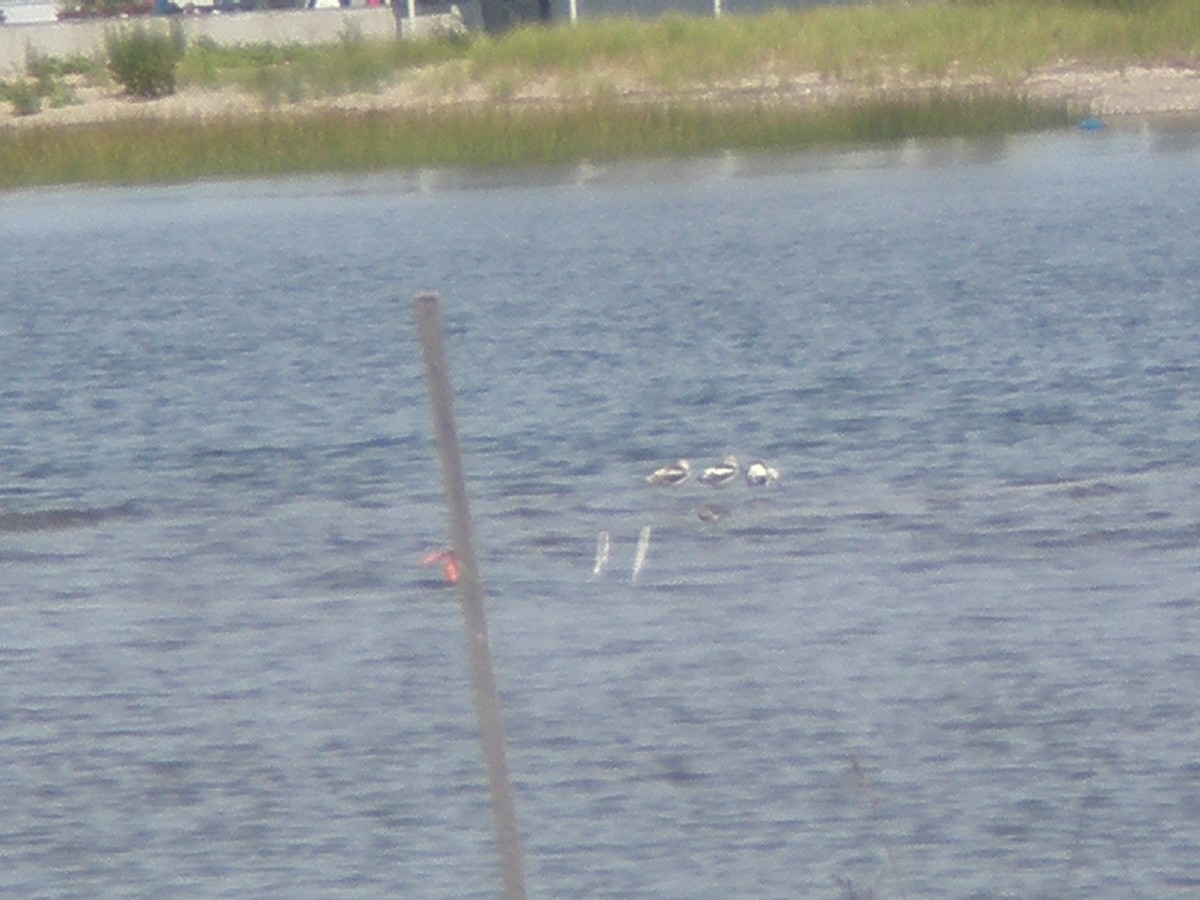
4,126,1200,897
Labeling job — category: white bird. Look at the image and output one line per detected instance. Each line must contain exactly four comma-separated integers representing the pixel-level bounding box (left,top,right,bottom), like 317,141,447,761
646,459,690,486
699,456,739,487
744,461,780,487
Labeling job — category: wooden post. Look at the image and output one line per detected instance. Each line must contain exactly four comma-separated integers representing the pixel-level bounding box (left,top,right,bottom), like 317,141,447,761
413,292,527,900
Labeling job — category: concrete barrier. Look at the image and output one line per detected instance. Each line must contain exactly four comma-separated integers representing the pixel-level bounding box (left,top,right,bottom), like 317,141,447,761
0,7,465,74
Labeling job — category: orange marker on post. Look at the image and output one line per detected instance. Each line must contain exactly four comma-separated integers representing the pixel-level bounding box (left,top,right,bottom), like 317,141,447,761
422,548,461,584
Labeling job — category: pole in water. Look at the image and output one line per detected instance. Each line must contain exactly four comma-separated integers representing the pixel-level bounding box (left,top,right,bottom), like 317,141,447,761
413,292,527,900
631,524,651,583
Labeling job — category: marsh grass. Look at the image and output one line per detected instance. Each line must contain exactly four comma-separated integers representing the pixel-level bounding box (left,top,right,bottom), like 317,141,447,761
0,93,1073,189
461,0,1200,89
167,0,1200,104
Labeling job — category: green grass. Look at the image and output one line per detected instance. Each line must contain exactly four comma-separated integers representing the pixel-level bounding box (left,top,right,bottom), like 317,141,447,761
177,28,468,101
2,0,1198,189
461,0,1200,87
166,0,1200,105
0,50,101,117
0,93,1074,190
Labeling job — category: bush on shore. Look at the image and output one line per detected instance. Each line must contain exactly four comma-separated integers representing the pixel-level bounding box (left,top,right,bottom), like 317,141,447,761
105,24,186,98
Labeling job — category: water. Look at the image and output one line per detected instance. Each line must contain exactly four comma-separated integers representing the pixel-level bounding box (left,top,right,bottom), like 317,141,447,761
3,123,1200,897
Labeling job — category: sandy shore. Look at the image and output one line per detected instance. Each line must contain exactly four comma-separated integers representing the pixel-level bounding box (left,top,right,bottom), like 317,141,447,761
1022,62,1200,116
5,61,1200,131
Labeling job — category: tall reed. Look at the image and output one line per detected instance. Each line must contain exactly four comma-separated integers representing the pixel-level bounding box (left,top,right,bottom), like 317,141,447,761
0,94,1072,190
460,0,1200,89
164,0,1200,105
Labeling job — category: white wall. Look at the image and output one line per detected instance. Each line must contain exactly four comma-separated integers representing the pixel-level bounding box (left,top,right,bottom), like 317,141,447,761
2,3,60,25
0,7,462,74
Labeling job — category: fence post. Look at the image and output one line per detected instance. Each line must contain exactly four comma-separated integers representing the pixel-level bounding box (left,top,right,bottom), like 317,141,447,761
413,292,527,900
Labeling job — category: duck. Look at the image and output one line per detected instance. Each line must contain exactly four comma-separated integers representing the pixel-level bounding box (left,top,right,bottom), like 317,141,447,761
646,459,690,486
699,455,739,487
744,461,780,487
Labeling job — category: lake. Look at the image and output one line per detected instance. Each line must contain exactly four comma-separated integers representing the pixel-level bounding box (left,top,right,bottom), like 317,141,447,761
3,122,1200,897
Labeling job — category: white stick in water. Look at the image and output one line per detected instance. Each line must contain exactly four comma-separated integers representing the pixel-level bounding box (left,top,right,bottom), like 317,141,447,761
631,525,651,583
593,531,611,576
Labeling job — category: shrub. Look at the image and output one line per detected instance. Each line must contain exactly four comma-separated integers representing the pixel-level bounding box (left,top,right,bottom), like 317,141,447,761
2,80,43,116
106,24,185,98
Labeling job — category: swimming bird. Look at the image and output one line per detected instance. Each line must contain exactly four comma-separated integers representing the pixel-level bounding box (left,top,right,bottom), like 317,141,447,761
744,461,780,487
699,456,739,487
646,459,690,486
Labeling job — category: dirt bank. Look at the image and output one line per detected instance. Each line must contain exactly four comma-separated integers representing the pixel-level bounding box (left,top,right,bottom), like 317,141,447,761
1022,63,1200,116
4,61,1200,131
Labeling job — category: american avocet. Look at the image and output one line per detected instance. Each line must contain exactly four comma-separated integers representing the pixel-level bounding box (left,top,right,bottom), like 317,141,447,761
699,456,739,487
646,459,691,486
744,461,780,487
